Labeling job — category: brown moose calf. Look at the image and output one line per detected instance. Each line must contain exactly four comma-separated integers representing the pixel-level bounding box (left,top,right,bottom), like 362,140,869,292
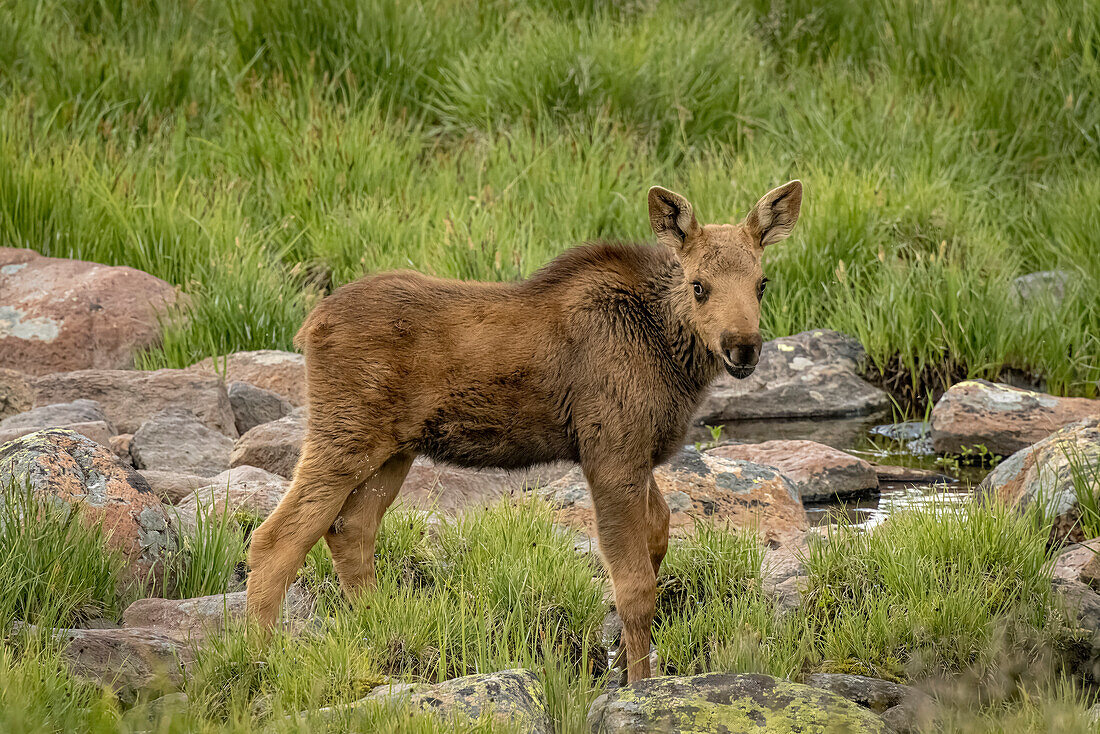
246,181,803,682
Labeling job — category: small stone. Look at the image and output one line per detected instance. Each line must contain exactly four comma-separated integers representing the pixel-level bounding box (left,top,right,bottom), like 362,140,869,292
173,465,288,533
109,433,134,464
228,380,292,435
131,407,235,477
137,470,211,505
230,409,306,478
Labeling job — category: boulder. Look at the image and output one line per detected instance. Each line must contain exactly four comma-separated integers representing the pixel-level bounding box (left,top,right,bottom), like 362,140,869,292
695,330,889,422
1053,538,1100,585
32,368,237,437
137,470,211,505
0,368,33,419
1012,270,1071,307
173,465,288,531
980,417,1100,543
801,674,933,733
543,449,808,547
931,380,1098,456
319,669,550,734
707,440,878,502
0,429,178,587
0,247,181,376
586,672,888,733
228,381,292,434
123,583,312,637
230,408,306,478
398,458,571,515
23,625,192,702
0,398,110,430
0,420,114,448
190,350,306,405
131,407,234,477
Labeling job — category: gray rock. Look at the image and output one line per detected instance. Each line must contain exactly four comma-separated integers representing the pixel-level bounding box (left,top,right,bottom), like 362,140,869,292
0,398,111,432
228,380,292,435
802,673,933,732
870,422,929,443
587,672,888,733
931,380,1098,456
123,583,312,637
131,407,235,477
1012,270,1071,307
0,419,114,449
137,470,212,505
311,669,551,733
981,417,1100,543
695,330,889,422
32,368,237,437
707,440,878,502
173,465,288,534
230,408,306,478
189,350,306,405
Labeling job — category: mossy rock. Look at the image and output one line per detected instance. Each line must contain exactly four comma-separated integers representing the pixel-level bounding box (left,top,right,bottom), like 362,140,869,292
587,673,889,733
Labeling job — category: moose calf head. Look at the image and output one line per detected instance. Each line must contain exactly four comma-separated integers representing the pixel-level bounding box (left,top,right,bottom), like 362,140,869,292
648,180,802,379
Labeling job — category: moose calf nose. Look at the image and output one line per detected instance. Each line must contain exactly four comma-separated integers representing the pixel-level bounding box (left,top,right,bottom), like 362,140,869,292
720,332,762,367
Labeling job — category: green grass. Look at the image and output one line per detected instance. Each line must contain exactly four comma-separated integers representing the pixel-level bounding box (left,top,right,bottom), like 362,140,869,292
165,496,247,600
0,0,1097,403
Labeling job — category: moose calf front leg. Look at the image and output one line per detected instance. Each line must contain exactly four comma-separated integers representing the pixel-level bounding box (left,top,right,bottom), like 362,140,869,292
588,465,659,683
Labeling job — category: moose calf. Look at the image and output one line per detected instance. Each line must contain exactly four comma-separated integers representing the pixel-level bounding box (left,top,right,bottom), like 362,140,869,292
246,181,803,682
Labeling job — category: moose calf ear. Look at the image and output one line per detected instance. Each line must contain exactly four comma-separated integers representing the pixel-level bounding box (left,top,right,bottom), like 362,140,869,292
648,186,700,251
745,180,802,248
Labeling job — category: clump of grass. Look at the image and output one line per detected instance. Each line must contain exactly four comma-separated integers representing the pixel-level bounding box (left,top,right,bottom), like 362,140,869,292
1061,442,1100,540
0,478,126,629
802,495,1063,683
165,497,247,600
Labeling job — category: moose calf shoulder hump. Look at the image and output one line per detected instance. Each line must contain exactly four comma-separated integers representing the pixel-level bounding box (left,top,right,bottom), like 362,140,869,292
246,180,803,682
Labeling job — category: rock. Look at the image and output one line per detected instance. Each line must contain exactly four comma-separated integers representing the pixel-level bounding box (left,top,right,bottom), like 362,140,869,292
931,380,1098,456
228,381,292,434
707,440,878,502
0,248,182,376
23,625,192,702
695,330,889,422
0,419,114,448
1053,538,1100,584
586,672,888,733
0,398,110,430
173,466,288,531
0,429,177,586
33,368,237,437
138,470,211,505
869,422,929,443
980,417,1100,543
802,674,933,732
398,458,571,515
543,449,808,547
1012,270,1071,307
329,669,551,734
109,434,134,464
0,368,34,419
762,545,807,614
190,350,306,405
123,583,312,637
871,464,954,485
230,408,306,478
131,407,235,477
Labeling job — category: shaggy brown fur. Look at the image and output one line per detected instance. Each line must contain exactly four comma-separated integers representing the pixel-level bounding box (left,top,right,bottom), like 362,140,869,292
246,181,802,682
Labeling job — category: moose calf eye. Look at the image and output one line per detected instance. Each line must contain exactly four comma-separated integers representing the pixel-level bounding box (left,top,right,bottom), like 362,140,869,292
757,278,768,301
692,281,706,300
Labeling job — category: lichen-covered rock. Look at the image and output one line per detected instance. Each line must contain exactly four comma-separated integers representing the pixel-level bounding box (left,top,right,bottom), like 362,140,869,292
695,330,889,422
587,672,888,733
932,380,1098,456
314,669,551,733
173,465,288,533
0,368,33,419
230,408,306,478
707,440,878,502
190,350,306,405
0,247,181,376
399,457,571,515
33,368,237,437
801,674,933,732
980,417,1100,543
543,449,808,547
20,624,192,702
0,428,177,586
228,380,292,434
123,583,312,637
131,407,235,477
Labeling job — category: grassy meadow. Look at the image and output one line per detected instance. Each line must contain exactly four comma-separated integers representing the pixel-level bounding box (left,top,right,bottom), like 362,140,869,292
1,0,1098,401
